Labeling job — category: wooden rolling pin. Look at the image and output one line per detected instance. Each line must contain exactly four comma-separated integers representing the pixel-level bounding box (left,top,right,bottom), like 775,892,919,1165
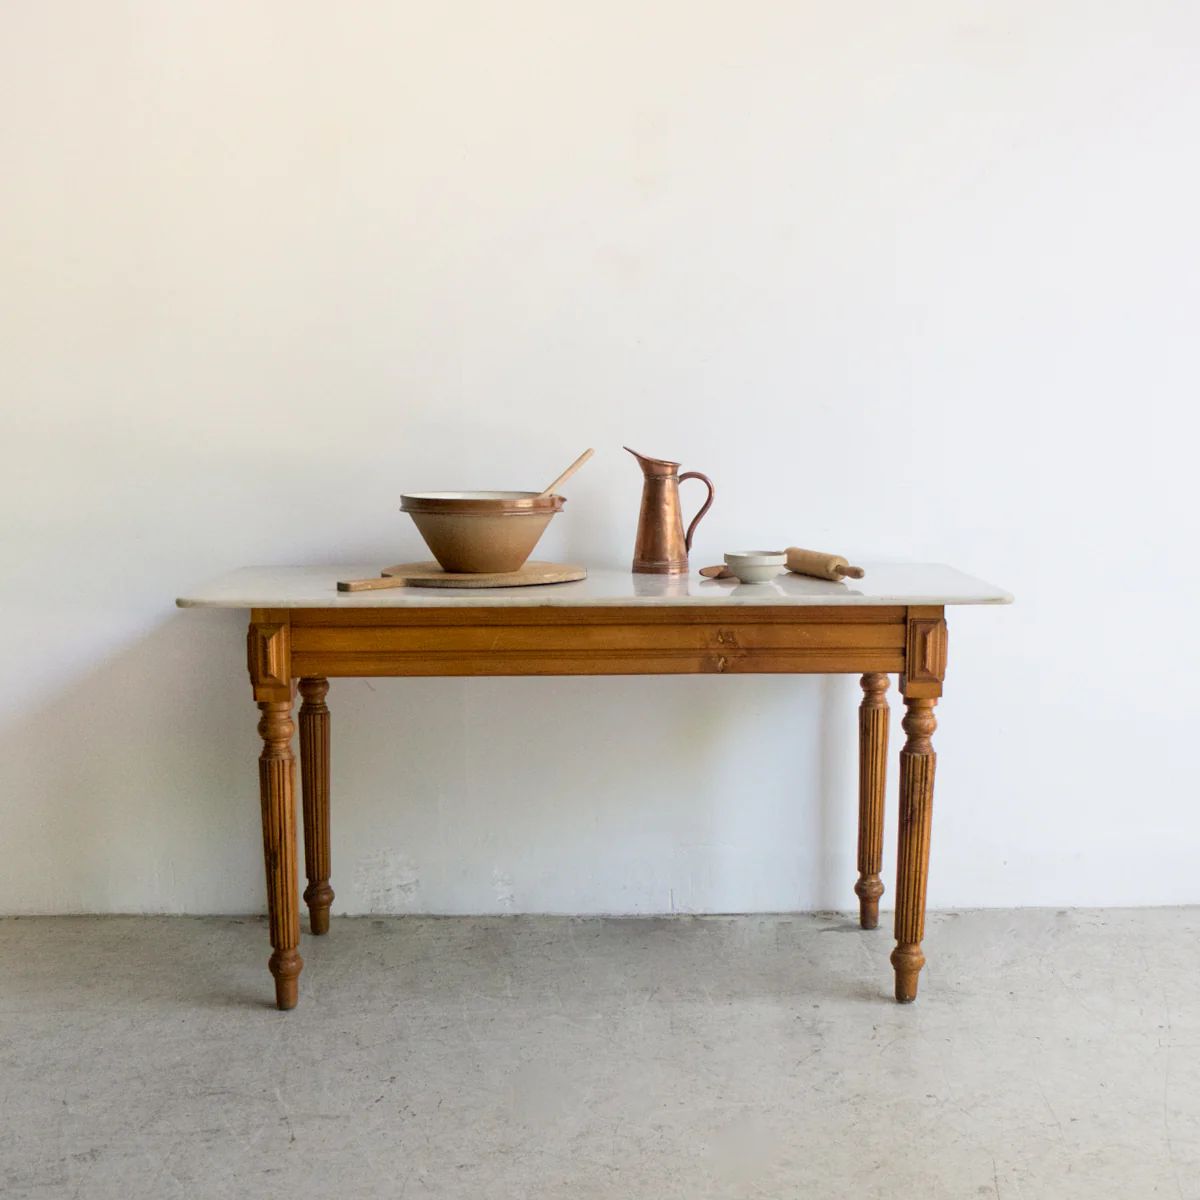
784,547,865,580
700,546,865,581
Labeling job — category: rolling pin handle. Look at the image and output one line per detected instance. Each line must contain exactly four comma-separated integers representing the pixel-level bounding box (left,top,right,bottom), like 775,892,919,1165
838,564,866,579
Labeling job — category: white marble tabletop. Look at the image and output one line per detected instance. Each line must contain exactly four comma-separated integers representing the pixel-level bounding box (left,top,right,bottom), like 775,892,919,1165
176,564,1012,609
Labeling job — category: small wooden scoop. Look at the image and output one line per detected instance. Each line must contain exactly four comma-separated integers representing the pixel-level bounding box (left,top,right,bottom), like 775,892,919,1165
700,546,865,582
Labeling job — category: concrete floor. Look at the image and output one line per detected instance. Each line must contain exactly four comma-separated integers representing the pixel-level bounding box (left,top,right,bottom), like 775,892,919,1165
1,910,1197,1199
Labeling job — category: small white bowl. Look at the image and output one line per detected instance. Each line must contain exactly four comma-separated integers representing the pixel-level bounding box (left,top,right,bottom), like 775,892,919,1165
724,550,786,583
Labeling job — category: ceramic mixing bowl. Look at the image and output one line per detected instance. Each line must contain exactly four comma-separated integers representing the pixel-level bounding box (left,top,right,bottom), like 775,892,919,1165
400,491,565,573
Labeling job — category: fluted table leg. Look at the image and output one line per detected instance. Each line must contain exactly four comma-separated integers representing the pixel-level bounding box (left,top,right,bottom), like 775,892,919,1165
299,677,334,935
854,673,889,929
891,696,937,1002
258,699,303,1010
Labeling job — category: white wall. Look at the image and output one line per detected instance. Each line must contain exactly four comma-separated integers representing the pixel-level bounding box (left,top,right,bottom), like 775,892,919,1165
2,1,1198,916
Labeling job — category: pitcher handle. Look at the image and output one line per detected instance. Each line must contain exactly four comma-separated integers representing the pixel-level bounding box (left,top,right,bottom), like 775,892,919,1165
678,471,715,552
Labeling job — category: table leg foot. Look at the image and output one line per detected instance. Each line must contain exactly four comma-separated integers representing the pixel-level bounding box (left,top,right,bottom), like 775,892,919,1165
299,677,334,936
891,942,926,1003
270,948,303,1010
855,880,883,931
303,886,334,935
855,673,890,930
892,695,936,1004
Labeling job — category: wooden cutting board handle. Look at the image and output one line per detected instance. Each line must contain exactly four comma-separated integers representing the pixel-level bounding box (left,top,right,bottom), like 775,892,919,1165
337,574,410,592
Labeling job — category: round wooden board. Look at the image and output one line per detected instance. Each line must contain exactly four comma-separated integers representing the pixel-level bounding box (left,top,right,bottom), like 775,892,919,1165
379,561,587,588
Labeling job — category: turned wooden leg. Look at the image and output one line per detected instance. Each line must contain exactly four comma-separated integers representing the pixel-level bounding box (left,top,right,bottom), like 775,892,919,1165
258,699,303,1010
299,677,334,935
854,673,889,929
891,696,937,1002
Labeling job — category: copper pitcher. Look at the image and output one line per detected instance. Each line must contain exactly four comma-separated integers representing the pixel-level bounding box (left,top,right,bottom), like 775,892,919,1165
625,446,715,574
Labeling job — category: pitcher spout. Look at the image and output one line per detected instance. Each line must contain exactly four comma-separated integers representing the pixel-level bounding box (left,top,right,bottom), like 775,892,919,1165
623,446,680,476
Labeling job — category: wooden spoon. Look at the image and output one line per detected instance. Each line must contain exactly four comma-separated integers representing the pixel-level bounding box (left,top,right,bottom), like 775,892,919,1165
539,448,594,497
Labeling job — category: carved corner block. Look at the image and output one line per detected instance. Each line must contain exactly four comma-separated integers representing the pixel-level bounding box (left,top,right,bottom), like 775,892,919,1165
248,612,292,701
902,608,947,698
907,618,947,681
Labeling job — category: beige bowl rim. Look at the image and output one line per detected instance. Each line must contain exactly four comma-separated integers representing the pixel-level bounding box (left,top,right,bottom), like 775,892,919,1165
401,491,564,514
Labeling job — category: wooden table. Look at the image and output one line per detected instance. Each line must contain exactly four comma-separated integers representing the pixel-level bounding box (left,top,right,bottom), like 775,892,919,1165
177,563,1010,1010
